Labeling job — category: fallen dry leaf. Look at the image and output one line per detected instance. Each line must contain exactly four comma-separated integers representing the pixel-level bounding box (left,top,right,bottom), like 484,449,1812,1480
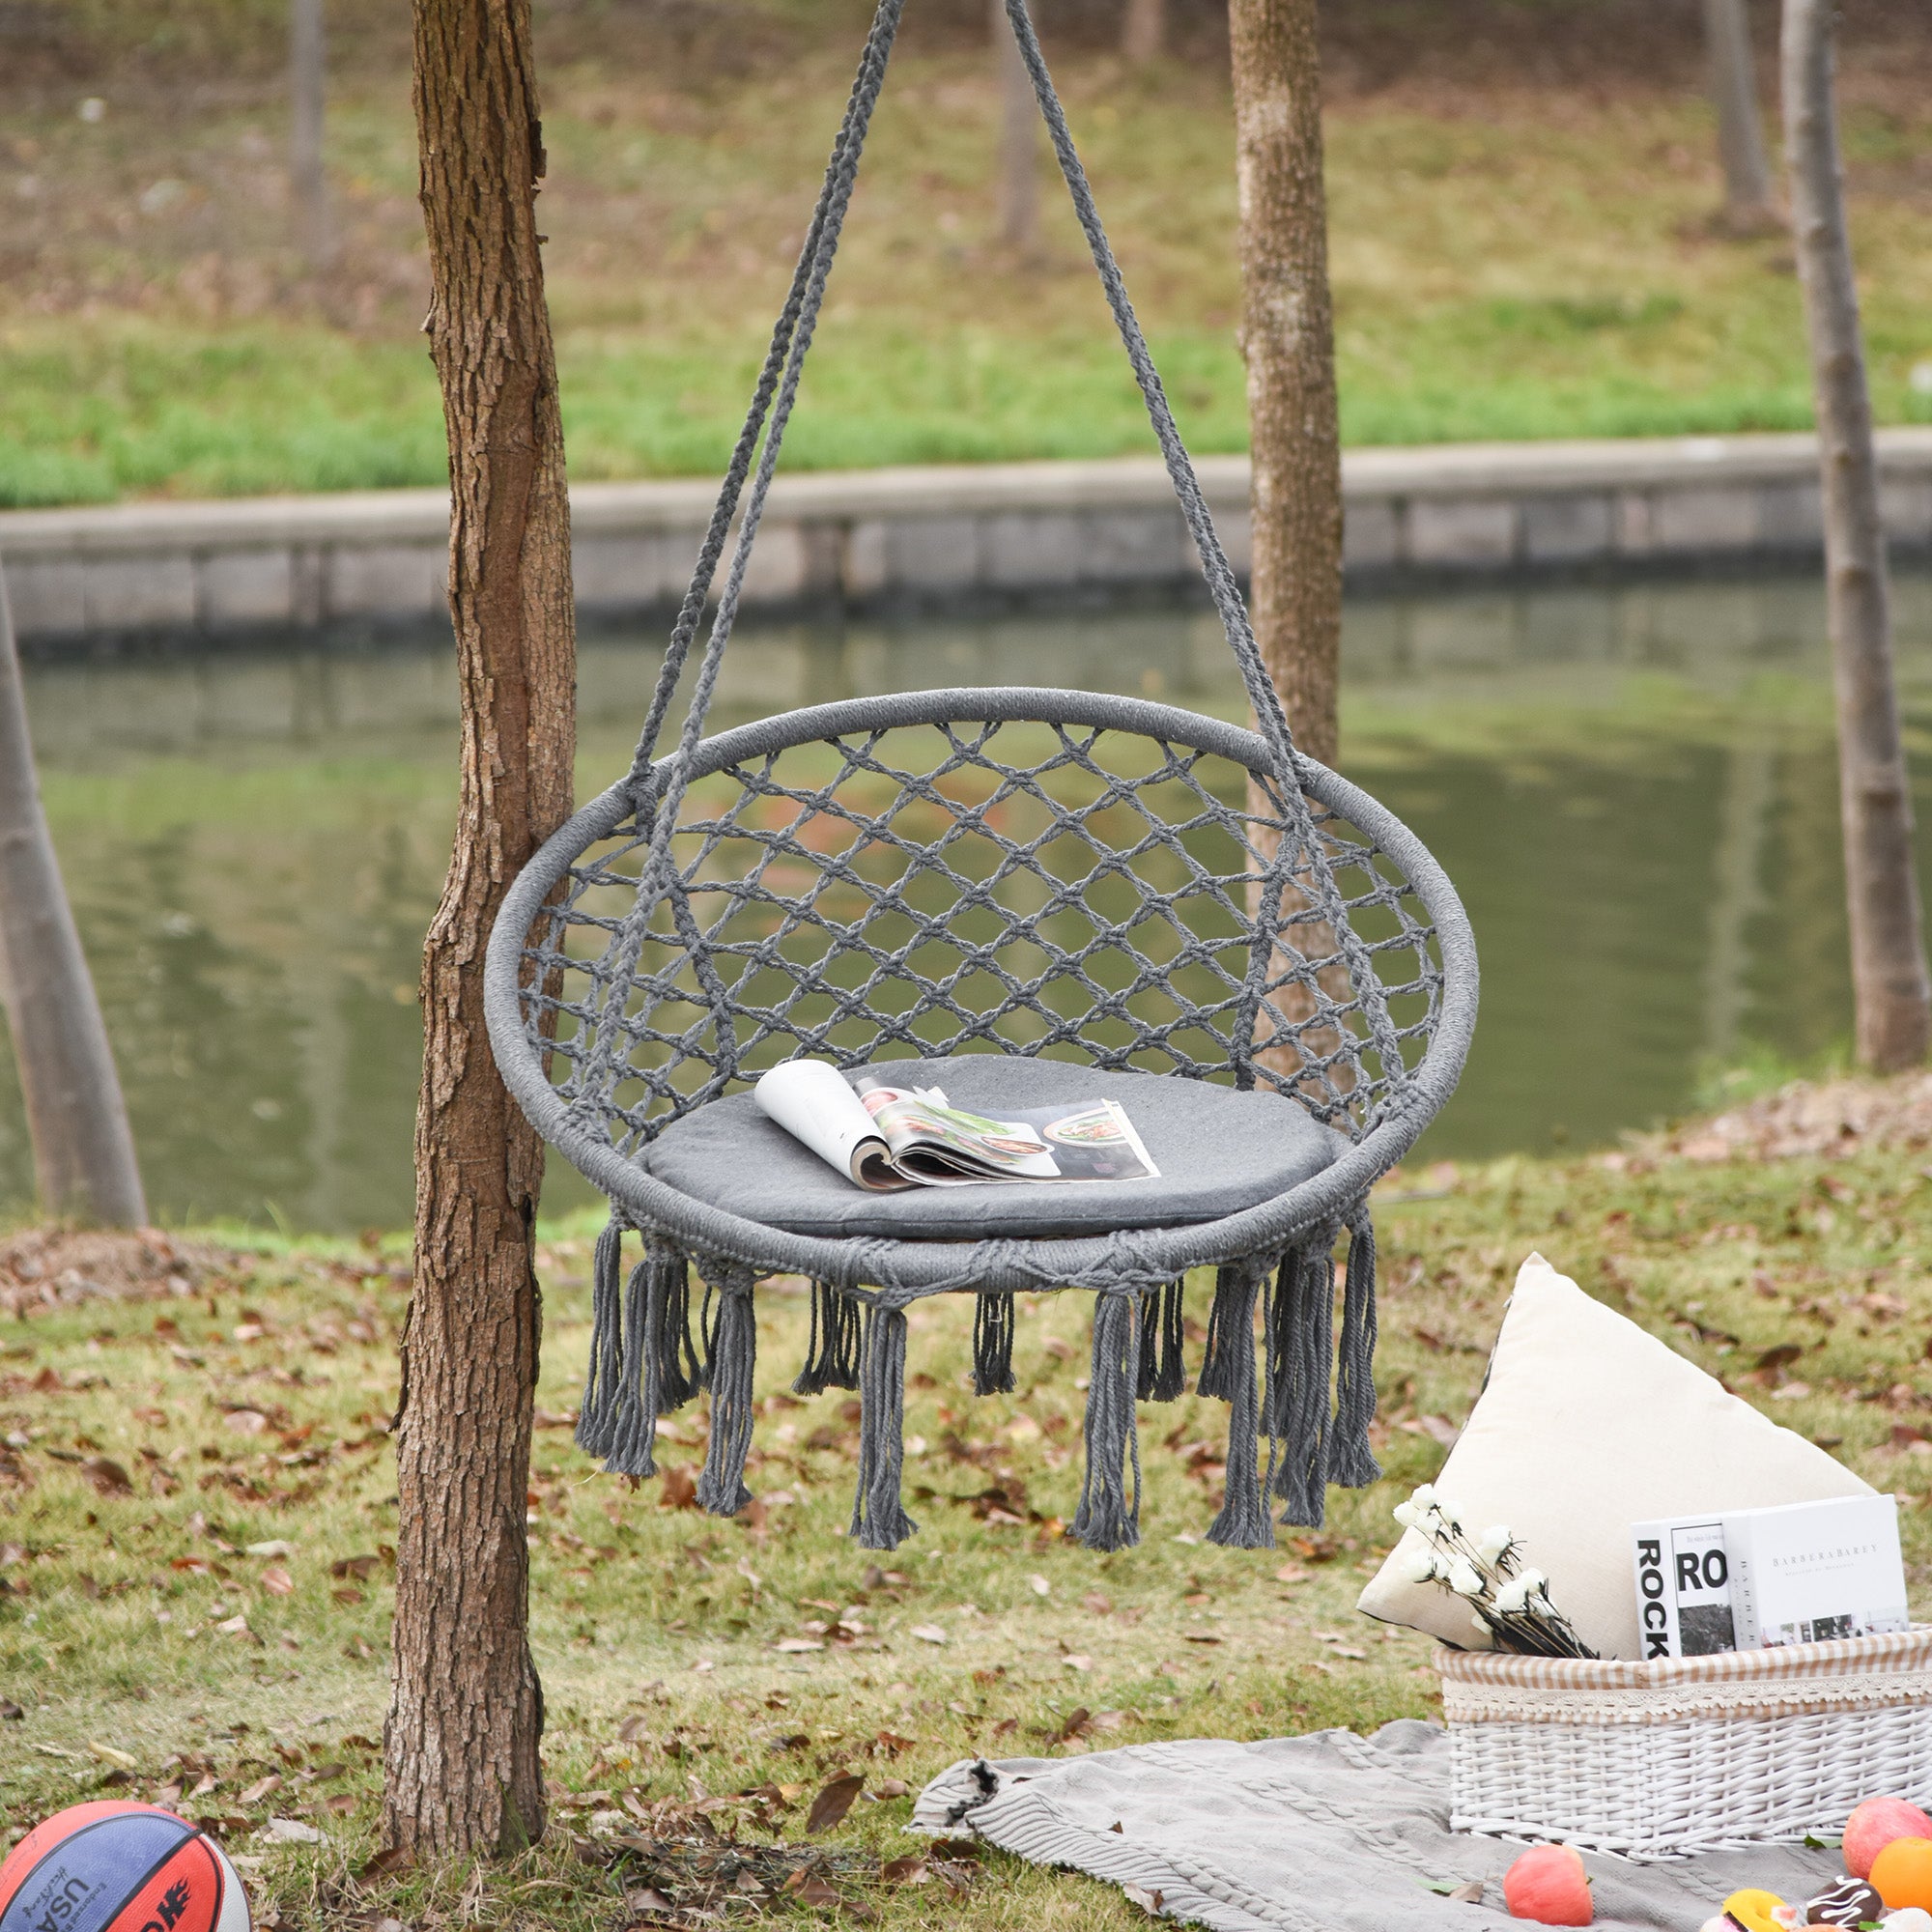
80,1457,131,1496
658,1465,699,1510
909,1624,947,1645
805,1773,864,1834
240,1774,283,1805
225,1410,270,1436
88,1742,136,1769
260,1566,295,1597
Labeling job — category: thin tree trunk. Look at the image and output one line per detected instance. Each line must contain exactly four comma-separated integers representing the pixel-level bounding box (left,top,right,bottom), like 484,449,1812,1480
1122,0,1164,65
1231,0,1341,770
384,0,576,1859
1782,0,1930,1072
0,571,147,1228
290,0,331,269
994,0,1038,255
1230,0,1347,1096
1703,0,1777,231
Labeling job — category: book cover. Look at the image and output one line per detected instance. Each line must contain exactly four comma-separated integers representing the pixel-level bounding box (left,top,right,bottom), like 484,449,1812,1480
1726,1494,1908,1650
1632,1515,1737,1659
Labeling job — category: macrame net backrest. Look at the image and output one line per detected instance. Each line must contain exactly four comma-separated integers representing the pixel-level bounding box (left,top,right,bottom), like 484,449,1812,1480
528,704,1444,1155
548,0,1408,1146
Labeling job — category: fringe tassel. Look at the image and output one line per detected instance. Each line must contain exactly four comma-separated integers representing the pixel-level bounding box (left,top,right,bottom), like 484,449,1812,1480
1204,1258,1274,1550
1070,1291,1143,1551
575,1213,626,1460
794,1279,863,1396
696,1271,757,1516
1137,1278,1185,1402
1268,1233,1338,1529
603,1257,661,1478
972,1290,1016,1397
850,1304,918,1550
1195,1264,1248,1403
1327,1208,1381,1489
696,1276,718,1393
653,1242,701,1413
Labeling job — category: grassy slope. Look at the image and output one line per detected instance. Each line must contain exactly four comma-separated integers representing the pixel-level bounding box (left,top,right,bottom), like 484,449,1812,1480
1,22,1929,504
5,1116,1932,1924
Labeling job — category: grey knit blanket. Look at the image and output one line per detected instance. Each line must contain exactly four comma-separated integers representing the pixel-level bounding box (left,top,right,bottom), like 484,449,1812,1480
911,1719,1840,1931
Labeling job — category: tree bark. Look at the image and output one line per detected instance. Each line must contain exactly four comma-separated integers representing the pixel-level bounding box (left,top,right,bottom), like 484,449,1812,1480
994,0,1038,255
1121,0,1164,65
0,571,147,1228
290,0,332,269
1782,0,1930,1073
1703,0,1777,231
384,0,576,1860
1230,0,1341,770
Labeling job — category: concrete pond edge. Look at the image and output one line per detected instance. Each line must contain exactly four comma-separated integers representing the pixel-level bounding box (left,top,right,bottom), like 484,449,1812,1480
3,429,1930,647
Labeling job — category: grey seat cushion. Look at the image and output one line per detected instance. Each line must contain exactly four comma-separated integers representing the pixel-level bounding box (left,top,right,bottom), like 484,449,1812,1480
641,1055,1349,1241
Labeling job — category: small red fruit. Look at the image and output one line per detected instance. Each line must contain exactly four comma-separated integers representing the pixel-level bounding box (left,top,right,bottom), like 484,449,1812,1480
1845,1798,1932,1880
1504,1844,1593,1925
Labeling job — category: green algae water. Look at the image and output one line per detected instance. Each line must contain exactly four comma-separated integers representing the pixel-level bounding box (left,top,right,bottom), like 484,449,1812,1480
5,569,1930,1232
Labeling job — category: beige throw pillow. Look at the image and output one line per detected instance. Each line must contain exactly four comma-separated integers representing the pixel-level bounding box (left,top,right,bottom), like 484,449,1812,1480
1356,1252,1873,1659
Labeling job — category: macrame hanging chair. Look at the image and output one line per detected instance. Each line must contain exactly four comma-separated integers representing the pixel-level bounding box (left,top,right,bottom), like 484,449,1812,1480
484,0,1478,1556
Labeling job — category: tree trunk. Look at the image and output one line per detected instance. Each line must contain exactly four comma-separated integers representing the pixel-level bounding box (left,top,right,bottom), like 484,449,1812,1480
0,572,147,1228
384,0,576,1860
1703,0,1777,231
1782,0,1930,1073
995,0,1038,255
1121,0,1164,65
290,0,331,269
1230,0,1345,1096
1230,0,1341,771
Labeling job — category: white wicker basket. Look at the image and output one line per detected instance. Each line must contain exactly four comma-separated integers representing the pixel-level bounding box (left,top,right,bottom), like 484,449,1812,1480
1440,1629,1932,1859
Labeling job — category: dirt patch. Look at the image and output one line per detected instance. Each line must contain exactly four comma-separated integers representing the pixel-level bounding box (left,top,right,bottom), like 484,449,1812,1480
0,1225,242,1314
1657,1073,1932,1165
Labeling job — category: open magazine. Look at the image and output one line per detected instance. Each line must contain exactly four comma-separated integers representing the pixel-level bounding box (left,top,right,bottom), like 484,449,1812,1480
753,1059,1160,1192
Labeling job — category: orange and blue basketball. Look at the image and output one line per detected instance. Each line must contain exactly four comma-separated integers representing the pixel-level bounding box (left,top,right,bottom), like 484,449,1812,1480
0,1802,249,1932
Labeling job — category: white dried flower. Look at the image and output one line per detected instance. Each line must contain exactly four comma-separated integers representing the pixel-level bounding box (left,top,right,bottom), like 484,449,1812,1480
1476,1525,1513,1562
1517,1567,1547,1598
1409,1484,1436,1510
1446,1559,1483,1598
1492,1576,1531,1614
1391,1500,1423,1530
1435,1497,1467,1529
1396,1546,1438,1585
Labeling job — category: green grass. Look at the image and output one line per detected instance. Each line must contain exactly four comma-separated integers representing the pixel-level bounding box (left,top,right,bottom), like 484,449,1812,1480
7,1101,1932,1924
2,45,1930,504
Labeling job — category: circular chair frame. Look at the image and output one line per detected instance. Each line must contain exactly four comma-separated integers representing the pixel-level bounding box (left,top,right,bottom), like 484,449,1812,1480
485,684,1479,1299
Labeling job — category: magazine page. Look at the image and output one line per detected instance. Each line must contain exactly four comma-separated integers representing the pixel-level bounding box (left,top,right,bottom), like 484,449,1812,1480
753,1061,909,1190
850,1074,1160,1185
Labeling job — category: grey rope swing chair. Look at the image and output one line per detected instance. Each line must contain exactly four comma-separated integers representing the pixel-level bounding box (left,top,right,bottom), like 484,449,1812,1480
483,0,1478,1556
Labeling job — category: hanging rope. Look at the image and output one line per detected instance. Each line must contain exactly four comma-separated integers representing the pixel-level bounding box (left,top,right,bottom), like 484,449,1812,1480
560,0,1410,1118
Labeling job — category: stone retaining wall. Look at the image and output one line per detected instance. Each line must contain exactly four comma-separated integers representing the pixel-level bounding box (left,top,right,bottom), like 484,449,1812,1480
3,430,1929,644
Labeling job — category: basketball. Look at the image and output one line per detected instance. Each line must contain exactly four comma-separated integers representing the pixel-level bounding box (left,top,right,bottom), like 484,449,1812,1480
0,1802,249,1932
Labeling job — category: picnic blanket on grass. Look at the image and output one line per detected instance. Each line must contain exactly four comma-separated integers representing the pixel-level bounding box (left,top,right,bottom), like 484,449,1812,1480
912,1719,1841,1931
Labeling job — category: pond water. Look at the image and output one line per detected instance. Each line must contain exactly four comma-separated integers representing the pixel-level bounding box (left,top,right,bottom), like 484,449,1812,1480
5,567,1931,1234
